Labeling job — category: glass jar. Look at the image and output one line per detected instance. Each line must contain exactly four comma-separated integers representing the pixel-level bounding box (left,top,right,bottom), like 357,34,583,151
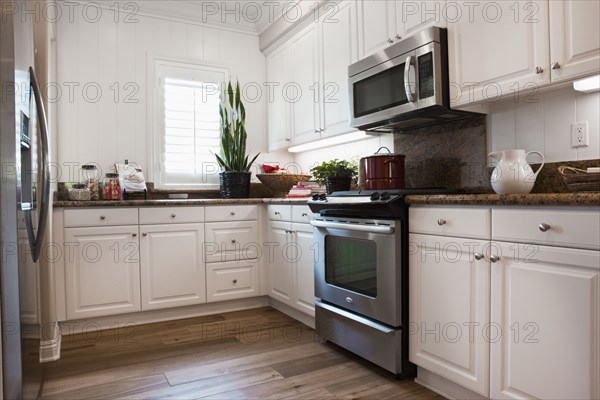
69,183,91,201
103,173,122,200
81,164,100,200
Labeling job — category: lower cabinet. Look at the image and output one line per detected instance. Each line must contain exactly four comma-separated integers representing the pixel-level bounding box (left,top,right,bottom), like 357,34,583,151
139,223,206,310
266,205,317,316
206,260,260,303
64,225,141,320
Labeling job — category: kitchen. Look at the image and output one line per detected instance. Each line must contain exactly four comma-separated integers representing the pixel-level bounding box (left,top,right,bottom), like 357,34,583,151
1,0,599,399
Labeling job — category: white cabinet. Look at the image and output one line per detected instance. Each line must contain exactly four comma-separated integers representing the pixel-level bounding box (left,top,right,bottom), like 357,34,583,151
358,0,446,57
266,43,292,150
139,223,206,310
266,205,317,316
549,0,600,83
64,225,141,320
204,205,260,302
409,207,491,395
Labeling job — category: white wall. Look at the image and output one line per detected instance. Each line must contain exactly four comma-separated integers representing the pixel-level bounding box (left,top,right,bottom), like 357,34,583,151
55,7,268,182
488,86,600,163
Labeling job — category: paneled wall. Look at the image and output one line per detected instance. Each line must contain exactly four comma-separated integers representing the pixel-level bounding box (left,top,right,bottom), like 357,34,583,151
55,8,267,182
488,87,600,163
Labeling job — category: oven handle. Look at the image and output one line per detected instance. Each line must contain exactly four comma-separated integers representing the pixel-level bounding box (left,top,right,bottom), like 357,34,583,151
310,220,394,234
316,301,395,334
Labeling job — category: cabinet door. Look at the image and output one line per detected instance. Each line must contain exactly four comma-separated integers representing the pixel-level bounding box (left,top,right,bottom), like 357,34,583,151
320,0,358,137
65,226,141,319
409,234,490,396
139,224,205,310
266,44,292,151
358,0,396,57
396,0,447,40
448,0,550,106
549,0,600,82
291,223,317,316
491,242,599,400
290,24,320,145
267,221,293,306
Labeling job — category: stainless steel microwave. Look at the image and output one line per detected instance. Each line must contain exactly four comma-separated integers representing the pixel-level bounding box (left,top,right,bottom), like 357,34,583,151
348,27,479,132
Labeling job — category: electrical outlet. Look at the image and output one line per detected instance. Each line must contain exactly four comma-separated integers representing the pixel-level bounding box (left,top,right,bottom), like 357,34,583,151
571,121,589,148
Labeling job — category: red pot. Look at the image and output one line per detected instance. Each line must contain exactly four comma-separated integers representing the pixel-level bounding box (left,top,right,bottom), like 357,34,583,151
359,147,405,190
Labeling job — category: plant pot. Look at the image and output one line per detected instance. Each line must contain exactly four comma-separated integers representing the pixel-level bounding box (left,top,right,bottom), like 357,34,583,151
324,176,352,195
220,171,251,198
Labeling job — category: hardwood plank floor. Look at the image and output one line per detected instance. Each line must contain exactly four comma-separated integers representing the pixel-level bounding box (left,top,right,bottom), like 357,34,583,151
37,307,444,399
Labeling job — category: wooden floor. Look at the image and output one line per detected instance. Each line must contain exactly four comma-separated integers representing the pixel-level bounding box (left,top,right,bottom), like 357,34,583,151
34,307,444,399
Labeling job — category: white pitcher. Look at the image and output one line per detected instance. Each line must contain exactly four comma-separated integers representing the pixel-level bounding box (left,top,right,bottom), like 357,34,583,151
488,149,545,194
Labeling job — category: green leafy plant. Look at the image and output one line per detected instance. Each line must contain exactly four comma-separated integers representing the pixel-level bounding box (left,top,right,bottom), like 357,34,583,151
309,159,358,185
214,80,259,172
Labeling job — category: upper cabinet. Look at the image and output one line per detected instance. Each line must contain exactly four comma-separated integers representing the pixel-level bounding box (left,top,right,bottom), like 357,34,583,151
449,0,600,106
358,0,446,57
266,1,358,152
549,0,600,83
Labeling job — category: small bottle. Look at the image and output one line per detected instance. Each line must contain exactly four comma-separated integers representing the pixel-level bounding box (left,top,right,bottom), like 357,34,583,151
81,164,100,200
69,183,91,201
103,173,122,200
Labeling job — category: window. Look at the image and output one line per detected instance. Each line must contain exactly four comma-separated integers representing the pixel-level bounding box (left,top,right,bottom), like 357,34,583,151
154,60,229,188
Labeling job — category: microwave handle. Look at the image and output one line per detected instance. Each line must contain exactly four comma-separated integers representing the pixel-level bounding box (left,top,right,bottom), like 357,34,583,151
404,55,417,103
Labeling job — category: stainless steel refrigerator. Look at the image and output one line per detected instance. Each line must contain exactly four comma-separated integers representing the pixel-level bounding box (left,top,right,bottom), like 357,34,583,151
1,0,52,398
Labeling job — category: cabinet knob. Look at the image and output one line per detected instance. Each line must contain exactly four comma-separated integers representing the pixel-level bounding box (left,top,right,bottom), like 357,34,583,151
345,296,353,303
142,233,147,237
274,211,280,216
535,66,544,74
387,38,393,44
490,255,501,263
132,233,137,237
395,34,402,40
170,213,176,218
437,218,446,226
551,62,561,70
538,223,551,232
474,253,484,261
233,279,238,284
230,212,235,216
100,216,106,220
231,239,237,244
302,213,308,217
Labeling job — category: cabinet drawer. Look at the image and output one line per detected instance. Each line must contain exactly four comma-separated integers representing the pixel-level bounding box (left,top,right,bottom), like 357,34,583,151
204,205,257,222
493,208,600,250
291,205,314,223
206,261,259,302
409,206,491,239
204,221,259,262
267,205,292,221
139,207,204,224
64,208,138,227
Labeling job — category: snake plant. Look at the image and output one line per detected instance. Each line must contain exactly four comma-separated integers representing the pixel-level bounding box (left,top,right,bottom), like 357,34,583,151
214,80,259,172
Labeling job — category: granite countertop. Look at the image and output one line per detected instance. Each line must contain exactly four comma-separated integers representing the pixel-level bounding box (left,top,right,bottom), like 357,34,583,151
53,197,310,208
405,192,600,206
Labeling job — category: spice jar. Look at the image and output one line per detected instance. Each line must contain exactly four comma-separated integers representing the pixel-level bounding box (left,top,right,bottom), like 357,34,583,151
103,173,122,200
69,184,91,201
81,164,100,200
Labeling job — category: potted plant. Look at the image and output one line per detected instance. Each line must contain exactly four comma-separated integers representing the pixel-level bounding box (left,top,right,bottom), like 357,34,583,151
214,80,260,198
310,159,358,194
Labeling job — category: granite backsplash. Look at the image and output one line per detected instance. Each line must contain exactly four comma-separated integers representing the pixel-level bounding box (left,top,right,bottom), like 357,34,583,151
393,116,599,193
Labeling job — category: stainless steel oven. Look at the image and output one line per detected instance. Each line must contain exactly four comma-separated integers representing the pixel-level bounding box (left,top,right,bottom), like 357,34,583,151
312,217,402,327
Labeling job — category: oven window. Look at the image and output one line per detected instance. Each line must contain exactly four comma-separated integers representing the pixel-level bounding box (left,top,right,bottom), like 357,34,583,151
324,236,377,297
353,62,408,118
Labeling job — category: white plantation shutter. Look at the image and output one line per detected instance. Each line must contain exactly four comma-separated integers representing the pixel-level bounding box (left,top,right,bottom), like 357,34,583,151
155,61,228,188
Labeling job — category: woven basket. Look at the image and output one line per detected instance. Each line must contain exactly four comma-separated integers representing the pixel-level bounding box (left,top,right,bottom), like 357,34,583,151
558,166,600,192
324,177,352,195
256,174,312,197
220,171,251,198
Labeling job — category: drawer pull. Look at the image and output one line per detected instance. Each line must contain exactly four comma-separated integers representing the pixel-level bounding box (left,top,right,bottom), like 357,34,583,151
230,212,235,216
231,239,237,244
142,233,147,237
538,223,550,232
171,213,176,218
100,216,106,220
346,296,353,303
302,213,308,217
437,219,446,226
474,253,484,261
132,233,137,237
490,255,500,263
233,279,238,284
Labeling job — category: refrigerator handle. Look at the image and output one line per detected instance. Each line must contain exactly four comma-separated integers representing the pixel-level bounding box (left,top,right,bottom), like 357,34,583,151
25,66,51,263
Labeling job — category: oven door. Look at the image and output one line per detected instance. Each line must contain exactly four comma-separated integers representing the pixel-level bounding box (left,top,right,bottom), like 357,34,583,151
311,218,402,327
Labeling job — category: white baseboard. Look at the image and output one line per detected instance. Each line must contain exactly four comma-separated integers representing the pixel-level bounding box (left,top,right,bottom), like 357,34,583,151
415,367,488,400
39,322,62,363
268,298,315,329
